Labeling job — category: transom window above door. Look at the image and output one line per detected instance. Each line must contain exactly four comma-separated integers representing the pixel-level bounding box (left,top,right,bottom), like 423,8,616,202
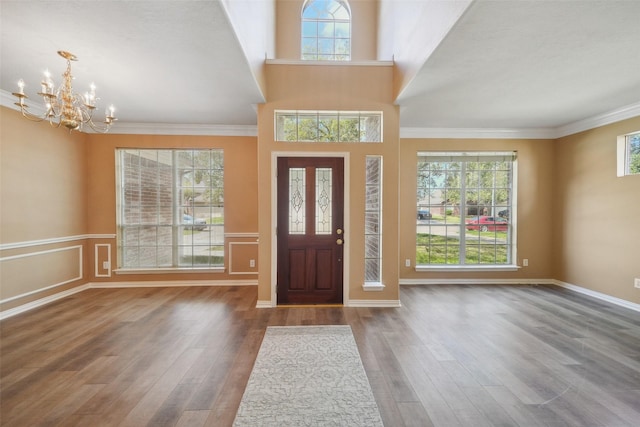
275,110,382,142
301,0,351,61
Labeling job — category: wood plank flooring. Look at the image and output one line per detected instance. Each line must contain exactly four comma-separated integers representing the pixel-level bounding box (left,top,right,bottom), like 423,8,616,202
1,284,640,426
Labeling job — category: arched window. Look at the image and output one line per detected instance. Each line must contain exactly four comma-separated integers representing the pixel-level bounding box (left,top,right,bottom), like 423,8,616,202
301,0,351,61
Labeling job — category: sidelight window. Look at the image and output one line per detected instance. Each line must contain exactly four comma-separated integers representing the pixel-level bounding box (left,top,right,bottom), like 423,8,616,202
365,156,382,283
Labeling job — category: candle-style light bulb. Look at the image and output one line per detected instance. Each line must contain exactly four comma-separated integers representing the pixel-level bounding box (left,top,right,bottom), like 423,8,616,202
88,83,96,106
42,69,53,93
17,79,25,95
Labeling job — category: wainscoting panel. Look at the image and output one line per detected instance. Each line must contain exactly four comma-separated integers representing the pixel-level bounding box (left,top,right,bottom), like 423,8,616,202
0,245,83,303
229,241,259,275
94,243,112,278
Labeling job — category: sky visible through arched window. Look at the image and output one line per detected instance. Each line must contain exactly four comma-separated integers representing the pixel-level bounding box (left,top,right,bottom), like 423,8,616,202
302,0,350,61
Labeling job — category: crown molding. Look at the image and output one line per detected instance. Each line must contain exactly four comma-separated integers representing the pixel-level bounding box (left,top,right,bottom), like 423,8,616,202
553,101,640,138
1,89,257,136
400,101,640,139
400,127,556,140
1,89,47,115
1,90,14,108
3,89,637,139
105,122,258,136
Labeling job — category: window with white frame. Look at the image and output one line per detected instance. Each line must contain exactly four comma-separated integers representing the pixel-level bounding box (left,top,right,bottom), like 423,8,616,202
116,149,224,269
416,152,516,266
275,111,382,142
365,156,382,283
301,0,351,61
617,132,640,176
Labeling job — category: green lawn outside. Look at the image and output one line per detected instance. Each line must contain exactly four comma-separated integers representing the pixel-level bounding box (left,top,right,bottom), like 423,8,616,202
417,234,509,264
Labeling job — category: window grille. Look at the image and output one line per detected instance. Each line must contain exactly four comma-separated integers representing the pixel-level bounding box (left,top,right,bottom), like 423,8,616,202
275,110,382,142
301,0,351,61
416,152,516,266
116,149,224,269
365,156,382,282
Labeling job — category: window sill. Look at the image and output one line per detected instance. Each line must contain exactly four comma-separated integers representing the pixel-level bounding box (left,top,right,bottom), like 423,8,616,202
362,282,385,292
266,59,394,67
415,265,521,272
114,267,225,275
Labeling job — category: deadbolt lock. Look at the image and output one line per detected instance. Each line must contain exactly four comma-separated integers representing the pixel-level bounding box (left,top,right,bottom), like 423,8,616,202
336,228,343,235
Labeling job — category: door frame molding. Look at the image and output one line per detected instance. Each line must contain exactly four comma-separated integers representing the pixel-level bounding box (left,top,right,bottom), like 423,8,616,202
271,151,350,307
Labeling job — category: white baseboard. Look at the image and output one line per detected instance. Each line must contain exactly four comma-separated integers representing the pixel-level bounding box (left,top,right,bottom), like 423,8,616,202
1,280,258,320
399,278,640,313
553,280,640,313
0,284,91,321
255,299,402,308
256,300,274,308
89,279,258,288
400,278,555,286
4,277,637,321
348,299,401,308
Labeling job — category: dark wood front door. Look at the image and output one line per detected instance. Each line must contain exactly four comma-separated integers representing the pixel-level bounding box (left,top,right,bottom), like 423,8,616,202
277,157,344,305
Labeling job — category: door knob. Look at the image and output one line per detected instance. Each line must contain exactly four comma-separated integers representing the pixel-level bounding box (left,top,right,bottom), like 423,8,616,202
336,238,343,245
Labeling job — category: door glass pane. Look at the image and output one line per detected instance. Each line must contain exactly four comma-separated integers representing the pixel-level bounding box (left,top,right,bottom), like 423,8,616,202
289,168,306,234
315,168,332,235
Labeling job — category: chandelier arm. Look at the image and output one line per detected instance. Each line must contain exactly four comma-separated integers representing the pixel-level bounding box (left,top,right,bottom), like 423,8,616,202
86,117,115,133
13,93,51,122
46,94,61,118
48,118,63,129
13,101,46,122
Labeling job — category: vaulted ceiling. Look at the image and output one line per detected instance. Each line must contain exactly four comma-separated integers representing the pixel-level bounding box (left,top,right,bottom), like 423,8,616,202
2,0,639,137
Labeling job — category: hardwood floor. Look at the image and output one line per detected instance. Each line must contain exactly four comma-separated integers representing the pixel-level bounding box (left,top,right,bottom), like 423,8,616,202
1,284,640,426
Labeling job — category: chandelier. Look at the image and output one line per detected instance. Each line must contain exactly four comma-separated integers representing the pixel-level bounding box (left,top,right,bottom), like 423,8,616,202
12,50,116,133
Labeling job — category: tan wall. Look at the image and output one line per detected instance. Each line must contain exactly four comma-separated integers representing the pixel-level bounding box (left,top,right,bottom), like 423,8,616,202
258,62,399,304
554,117,640,304
3,107,639,311
85,133,259,284
0,107,89,311
276,0,378,60
399,138,556,282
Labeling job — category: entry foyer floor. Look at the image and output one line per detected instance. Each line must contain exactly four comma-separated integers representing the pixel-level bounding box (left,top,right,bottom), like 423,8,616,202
1,284,639,426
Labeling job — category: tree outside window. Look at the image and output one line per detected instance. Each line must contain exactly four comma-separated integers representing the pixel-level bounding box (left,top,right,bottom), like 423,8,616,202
416,152,515,266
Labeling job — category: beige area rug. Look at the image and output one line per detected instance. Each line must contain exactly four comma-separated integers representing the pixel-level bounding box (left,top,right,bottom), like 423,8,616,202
233,325,384,427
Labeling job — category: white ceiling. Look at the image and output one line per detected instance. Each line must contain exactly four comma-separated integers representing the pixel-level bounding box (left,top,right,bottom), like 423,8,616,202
2,0,639,137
